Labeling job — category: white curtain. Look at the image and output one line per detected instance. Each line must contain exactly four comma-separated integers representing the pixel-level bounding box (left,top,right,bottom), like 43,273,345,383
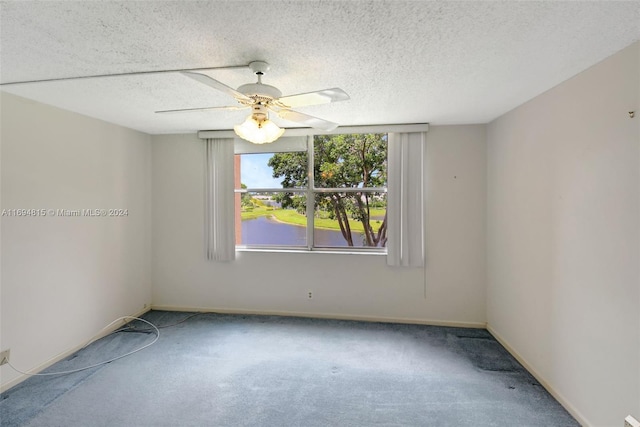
204,138,236,261
386,132,426,267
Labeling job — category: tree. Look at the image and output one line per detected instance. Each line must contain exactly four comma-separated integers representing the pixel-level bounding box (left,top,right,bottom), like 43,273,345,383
268,134,387,247
240,183,253,208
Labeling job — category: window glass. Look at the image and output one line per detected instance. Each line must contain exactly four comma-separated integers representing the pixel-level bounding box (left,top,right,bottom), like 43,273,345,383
238,191,307,247
234,133,387,250
313,191,387,248
313,134,387,188
236,152,306,190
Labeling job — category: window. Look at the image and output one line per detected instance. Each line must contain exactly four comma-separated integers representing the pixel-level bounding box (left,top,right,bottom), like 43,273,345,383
235,133,388,251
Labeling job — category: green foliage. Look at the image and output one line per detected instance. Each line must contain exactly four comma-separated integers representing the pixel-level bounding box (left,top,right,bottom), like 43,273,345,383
272,192,306,214
313,133,387,189
240,183,253,208
268,134,388,247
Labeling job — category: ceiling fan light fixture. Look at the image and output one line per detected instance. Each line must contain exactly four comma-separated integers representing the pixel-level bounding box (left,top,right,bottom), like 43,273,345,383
234,114,284,144
161,61,348,137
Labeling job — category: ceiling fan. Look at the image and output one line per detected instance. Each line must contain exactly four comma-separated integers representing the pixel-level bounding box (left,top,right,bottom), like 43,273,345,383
156,61,350,144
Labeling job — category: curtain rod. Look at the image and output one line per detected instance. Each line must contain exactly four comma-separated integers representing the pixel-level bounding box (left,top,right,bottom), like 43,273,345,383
197,123,429,140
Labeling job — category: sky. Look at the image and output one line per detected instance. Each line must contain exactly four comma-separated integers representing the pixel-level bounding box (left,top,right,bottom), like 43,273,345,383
240,153,283,188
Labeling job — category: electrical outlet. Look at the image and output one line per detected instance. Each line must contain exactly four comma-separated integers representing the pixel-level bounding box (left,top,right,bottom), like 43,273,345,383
308,291,313,299
0,349,10,366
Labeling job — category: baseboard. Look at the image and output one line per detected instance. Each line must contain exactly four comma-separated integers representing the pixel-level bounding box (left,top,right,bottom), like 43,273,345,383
0,306,151,393
150,304,487,329
486,324,591,427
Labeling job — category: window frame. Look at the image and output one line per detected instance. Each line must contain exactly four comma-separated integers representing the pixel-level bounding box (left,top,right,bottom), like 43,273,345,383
235,135,388,252
199,123,429,254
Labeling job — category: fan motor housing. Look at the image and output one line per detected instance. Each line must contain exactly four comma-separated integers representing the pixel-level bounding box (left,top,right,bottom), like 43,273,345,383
237,83,282,101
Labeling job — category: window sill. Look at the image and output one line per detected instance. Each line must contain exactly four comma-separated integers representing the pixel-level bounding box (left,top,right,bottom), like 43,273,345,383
236,247,387,256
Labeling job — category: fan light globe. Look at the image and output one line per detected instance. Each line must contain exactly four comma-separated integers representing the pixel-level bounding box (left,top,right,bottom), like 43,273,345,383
234,116,284,144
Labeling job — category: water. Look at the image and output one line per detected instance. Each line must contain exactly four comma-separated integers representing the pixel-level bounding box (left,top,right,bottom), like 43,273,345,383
241,216,307,246
240,216,370,247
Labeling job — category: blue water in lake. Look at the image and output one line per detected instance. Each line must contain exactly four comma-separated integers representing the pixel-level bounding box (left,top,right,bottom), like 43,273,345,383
241,216,369,247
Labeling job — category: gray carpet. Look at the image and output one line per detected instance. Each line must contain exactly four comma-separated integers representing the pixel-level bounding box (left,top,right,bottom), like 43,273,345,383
1,311,579,426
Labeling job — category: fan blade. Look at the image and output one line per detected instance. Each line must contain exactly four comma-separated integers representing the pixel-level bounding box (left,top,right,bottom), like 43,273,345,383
181,71,251,102
156,105,248,114
275,108,338,131
277,88,349,108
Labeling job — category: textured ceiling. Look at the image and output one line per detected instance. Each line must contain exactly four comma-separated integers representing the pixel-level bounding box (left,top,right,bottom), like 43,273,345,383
1,1,639,134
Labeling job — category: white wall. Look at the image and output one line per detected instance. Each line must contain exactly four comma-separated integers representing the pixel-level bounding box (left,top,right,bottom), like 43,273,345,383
487,42,640,427
0,93,152,390
637,40,640,427
151,125,486,326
